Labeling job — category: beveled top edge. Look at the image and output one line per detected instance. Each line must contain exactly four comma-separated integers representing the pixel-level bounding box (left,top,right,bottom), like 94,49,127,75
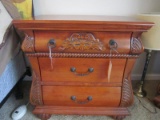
12,15,154,32
14,15,154,24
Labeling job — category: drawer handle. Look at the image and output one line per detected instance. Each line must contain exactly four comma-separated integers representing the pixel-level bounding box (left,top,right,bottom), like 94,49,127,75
70,67,94,76
48,39,56,47
71,96,92,104
109,39,118,53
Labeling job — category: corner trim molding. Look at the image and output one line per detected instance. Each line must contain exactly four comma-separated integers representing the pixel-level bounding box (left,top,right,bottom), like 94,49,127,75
22,34,35,52
30,71,43,105
130,37,143,54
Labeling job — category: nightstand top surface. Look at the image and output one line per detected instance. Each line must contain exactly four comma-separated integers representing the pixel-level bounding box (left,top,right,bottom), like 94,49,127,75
13,15,154,32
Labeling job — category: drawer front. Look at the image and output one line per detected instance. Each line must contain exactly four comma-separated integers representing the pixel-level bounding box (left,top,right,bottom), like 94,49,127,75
39,58,126,83
35,31,131,54
42,86,121,107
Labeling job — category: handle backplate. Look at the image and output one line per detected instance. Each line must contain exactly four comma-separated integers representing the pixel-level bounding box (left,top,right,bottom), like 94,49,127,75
71,96,93,104
70,67,94,76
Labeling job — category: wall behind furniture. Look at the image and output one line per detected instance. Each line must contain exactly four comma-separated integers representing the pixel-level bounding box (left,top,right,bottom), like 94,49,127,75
33,0,160,16
32,0,160,80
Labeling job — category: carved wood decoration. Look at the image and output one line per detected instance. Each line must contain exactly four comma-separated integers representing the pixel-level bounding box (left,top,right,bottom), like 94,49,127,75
60,33,106,51
120,78,133,107
130,37,143,54
112,116,126,120
13,15,153,120
26,53,139,58
22,34,35,52
30,71,43,105
36,114,51,120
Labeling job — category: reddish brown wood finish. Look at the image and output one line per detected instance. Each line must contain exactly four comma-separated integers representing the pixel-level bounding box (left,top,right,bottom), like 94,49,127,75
12,15,153,120
39,58,126,83
34,31,131,54
33,106,130,116
42,86,121,107
120,59,136,107
13,15,153,32
28,57,43,106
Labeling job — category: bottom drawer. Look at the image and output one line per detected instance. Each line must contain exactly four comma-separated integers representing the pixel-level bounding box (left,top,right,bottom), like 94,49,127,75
42,86,121,107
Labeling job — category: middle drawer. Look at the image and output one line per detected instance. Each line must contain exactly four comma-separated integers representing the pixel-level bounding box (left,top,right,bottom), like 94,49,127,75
39,58,126,83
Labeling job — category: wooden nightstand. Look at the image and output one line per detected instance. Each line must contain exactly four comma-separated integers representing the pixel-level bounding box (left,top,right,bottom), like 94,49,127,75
13,15,153,120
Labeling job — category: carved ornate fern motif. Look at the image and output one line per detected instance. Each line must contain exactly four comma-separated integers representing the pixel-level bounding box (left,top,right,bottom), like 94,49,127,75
120,78,133,107
36,114,51,120
131,37,143,54
30,71,43,105
22,34,34,52
60,33,106,51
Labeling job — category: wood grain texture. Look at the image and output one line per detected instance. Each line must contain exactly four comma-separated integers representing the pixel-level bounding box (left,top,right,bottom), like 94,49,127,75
40,81,122,87
39,58,126,83
34,31,131,54
12,15,153,119
13,15,153,31
33,106,130,116
28,57,43,106
42,86,121,107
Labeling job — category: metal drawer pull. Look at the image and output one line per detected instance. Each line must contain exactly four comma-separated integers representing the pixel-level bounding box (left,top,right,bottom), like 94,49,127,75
70,67,94,76
109,39,118,53
48,39,56,47
71,96,92,104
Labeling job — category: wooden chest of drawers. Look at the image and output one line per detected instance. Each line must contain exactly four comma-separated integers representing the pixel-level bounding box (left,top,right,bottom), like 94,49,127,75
13,15,153,120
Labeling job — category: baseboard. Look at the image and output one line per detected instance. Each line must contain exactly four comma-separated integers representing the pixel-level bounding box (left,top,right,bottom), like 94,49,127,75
131,74,160,80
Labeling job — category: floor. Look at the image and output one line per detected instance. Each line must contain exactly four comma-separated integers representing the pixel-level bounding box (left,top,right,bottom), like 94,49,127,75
132,80,159,99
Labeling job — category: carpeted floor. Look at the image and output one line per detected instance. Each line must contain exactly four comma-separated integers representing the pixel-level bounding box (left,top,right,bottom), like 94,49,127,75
0,81,160,120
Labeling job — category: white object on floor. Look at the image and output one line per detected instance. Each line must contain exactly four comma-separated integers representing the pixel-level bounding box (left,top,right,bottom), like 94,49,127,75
11,105,27,120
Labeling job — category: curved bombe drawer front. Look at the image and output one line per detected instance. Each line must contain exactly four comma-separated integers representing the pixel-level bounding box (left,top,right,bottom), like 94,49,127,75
39,58,126,83
35,31,131,54
42,86,121,107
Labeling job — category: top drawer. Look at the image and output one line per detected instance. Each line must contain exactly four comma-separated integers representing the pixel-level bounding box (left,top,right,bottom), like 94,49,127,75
35,31,131,54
